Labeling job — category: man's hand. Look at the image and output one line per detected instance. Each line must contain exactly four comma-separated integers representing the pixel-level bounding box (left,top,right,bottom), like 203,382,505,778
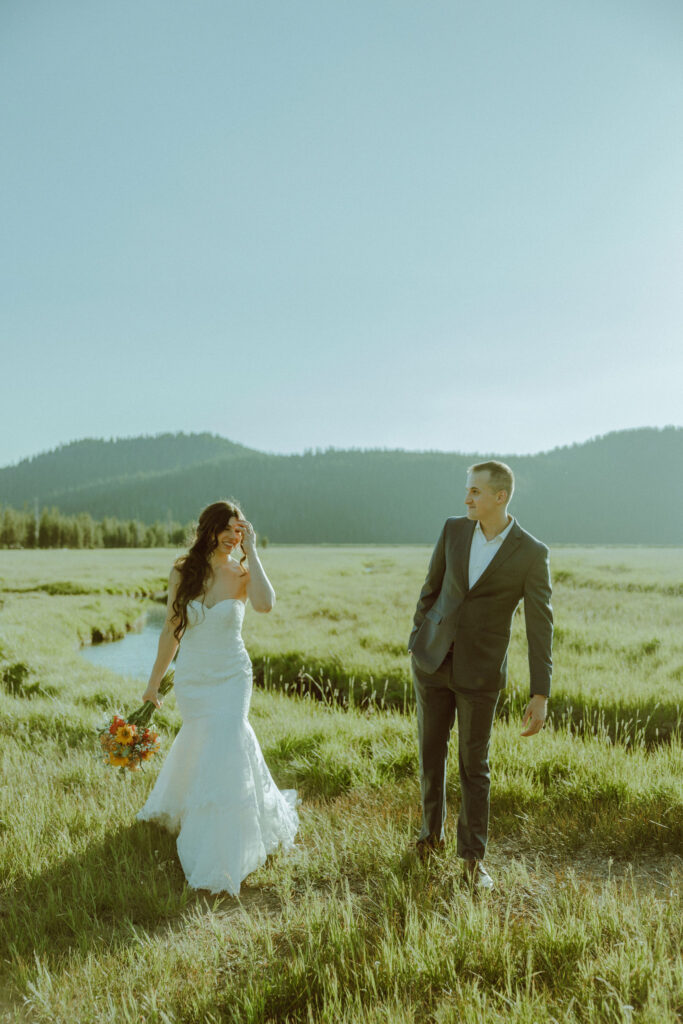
521,694,548,737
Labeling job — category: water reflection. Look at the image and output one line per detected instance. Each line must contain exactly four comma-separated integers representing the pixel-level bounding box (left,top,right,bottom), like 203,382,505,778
80,606,166,680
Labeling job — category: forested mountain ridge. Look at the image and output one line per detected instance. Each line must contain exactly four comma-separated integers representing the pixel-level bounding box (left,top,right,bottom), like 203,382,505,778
0,433,255,506
1,427,681,544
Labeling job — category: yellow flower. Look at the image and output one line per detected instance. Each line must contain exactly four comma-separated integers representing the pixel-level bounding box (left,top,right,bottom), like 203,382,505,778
109,753,129,767
115,724,137,746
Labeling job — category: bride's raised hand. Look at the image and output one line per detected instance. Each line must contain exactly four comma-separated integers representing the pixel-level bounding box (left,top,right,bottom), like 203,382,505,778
236,518,256,552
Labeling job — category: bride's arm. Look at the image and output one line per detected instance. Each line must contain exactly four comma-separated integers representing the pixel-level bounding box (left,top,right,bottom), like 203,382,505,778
141,567,182,706
240,525,275,613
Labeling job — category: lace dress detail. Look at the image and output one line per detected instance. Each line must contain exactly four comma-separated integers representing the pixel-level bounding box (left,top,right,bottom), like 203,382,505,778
137,599,299,894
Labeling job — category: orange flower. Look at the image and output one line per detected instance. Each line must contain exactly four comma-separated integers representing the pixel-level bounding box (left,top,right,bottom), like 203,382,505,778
109,753,129,767
140,749,154,761
115,724,137,746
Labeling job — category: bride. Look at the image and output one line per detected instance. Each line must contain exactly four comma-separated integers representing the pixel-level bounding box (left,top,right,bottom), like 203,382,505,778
137,499,298,895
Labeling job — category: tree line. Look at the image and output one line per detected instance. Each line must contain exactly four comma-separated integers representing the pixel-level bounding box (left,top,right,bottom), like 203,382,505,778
0,505,190,549
1,427,681,545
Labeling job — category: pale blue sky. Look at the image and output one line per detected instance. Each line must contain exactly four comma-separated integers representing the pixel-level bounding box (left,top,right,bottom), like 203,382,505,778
1,0,682,465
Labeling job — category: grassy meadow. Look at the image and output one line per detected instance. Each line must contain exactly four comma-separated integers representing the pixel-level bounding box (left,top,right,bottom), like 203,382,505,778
0,546,681,1023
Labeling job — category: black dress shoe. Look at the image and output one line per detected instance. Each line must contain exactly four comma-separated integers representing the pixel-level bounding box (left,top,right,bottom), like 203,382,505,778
462,859,494,891
415,835,445,861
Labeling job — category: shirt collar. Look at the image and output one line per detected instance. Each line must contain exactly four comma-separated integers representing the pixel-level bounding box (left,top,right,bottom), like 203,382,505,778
474,515,515,545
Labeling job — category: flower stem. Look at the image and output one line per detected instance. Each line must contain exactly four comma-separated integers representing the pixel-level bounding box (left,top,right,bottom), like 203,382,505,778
127,670,174,728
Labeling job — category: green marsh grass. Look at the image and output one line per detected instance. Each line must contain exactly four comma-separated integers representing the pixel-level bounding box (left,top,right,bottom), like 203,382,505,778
0,547,681,1022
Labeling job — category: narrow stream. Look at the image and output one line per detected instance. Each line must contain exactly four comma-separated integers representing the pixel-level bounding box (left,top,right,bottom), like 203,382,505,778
80,606,166,680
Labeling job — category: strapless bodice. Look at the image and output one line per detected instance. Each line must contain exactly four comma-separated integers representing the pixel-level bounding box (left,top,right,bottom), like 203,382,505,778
180,597,246,656
186,596,246,626
172,597,251,721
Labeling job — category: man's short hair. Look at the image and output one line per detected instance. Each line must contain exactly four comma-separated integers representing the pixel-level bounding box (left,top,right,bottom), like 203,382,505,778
468,460,515,502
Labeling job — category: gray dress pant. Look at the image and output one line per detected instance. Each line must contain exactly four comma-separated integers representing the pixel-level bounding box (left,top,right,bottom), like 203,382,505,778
412,651,500,860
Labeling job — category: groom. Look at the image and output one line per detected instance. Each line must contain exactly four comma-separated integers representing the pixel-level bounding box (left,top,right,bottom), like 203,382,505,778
408,461,553,891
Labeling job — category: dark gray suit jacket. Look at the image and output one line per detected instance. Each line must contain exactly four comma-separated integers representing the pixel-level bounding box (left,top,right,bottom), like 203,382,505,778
409,517,553,696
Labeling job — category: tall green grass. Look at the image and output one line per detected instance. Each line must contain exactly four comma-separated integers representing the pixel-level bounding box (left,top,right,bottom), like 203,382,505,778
0,547,681,1023
2,690,682,1023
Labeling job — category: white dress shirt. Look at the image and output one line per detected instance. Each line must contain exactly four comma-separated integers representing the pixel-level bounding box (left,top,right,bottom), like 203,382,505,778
468,516,515,589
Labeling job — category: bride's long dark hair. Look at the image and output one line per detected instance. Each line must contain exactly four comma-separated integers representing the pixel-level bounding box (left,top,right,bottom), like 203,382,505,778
172,499,247,641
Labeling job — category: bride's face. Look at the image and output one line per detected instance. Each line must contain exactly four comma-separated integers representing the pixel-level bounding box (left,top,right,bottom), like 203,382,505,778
215,517,243,554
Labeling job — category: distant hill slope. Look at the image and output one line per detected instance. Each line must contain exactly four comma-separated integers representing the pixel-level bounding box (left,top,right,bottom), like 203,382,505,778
0,433,256,507
1,427,681,544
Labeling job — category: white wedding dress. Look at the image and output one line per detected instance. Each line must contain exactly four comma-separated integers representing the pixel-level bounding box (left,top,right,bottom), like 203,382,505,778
137,598,299,895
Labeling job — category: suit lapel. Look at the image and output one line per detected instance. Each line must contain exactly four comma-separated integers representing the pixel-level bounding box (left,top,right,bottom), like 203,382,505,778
458,519,476,592
468,520,523,593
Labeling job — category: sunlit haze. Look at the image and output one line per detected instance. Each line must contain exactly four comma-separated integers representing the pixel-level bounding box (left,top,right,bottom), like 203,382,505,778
1,1,682,465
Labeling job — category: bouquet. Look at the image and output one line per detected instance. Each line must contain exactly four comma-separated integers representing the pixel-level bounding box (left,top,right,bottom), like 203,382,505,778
99,670,174,773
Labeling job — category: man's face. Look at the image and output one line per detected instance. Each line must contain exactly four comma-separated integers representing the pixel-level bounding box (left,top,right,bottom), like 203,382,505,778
464,470,503,521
